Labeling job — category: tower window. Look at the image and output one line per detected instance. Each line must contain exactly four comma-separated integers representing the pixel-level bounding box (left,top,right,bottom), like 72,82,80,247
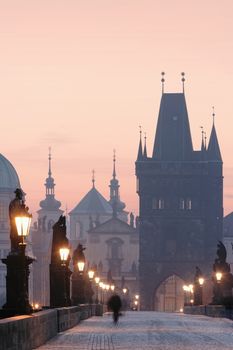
179,199,185,210
186,199,192,210
152,198,164,210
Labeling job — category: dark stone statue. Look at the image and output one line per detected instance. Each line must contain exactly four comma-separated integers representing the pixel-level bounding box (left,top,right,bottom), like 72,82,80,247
9,188,25,253
51,215,69,265
73,243,86,269
50,215,71,307
212,241,233,305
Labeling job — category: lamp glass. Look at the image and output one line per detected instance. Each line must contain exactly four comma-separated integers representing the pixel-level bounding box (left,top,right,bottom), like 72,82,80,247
77,261,85,272
95,277,100,284
88,270,95,279
59,247,69,262
123,288,127,294
110,285,115,291
216,272,222,281
198,277,204,285
15,216,31,237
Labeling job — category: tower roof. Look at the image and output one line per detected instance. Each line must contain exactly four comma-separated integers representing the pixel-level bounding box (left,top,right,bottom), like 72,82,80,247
70,186,113,215
207,124,222,161
152,93,193,160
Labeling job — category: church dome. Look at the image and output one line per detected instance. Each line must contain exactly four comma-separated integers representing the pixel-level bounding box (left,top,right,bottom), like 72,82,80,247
0,153,20,191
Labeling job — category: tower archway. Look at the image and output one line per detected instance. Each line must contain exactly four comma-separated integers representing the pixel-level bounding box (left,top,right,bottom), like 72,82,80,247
154,275,185,312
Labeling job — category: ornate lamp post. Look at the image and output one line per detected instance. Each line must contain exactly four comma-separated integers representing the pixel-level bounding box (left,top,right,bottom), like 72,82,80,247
194,266,204,305
2,189,33,316
94,276,100,304
50,216,71,307
72,243,86,305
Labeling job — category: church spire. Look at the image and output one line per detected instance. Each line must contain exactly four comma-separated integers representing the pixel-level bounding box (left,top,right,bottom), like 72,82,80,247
181,72,185,93
200,126,205,151
143,133,147,158
45,147,55,196
40,149,61,210
113,149,116,179
137,126,143,160
207,108,222,161
92,169,95,188
109,151,125,212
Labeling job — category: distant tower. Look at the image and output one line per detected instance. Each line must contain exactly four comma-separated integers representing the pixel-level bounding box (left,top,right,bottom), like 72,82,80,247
109,151,128,222
32,150,63,306
136,76,223,311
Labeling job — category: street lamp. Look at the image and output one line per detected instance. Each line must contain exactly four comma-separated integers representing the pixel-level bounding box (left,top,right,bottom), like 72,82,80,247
123,288,127,294
59,247,70,266
2,189,34,316
88,269,95,280
71,244,87,305
15,212,32,246
216,272,222,282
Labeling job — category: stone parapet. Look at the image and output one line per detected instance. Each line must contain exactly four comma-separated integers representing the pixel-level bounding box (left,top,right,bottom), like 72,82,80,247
184,305,233,319
0,304,103,350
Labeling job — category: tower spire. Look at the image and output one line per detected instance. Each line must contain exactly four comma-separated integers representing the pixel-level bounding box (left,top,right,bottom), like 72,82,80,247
92,169,95,188
207,108,222,161
143,132,148,158
200,126,205,151
48,147,52,177
181,72,185,93
113,149,116,179
212,106,215,125
161,72,165,94
137,125,143,160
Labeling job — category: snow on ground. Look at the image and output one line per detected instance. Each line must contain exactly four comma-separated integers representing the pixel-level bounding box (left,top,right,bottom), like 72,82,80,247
37,311,233,350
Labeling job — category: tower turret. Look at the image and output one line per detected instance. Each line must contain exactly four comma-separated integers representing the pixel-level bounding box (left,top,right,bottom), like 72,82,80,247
109,150,126,213
207,110,222,161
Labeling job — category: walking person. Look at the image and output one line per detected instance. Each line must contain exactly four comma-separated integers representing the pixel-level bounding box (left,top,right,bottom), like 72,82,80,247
107,294,122,324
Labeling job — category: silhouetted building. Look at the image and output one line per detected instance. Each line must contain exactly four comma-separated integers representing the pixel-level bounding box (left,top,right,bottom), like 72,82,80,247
31,151,63,306
136,85,223,310
87,214,139,293
69,155,128,260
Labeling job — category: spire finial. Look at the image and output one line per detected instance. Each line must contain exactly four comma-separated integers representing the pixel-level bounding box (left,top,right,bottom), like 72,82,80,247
92,169,95,188
212,106,215,125
139,125,142,139
48,146,52,177
200,126,204,151
143,132,148,158
181,72,185,93
204,131,207,150
113,149,116,179
161,72,165,94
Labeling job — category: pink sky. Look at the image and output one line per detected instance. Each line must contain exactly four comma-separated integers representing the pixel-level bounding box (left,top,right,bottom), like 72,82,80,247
0,0,232,218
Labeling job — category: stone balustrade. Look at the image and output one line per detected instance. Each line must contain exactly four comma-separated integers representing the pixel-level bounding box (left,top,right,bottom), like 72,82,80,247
0,304,103,350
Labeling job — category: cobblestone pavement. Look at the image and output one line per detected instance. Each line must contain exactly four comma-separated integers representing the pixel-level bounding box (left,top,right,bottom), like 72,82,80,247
37,311,233,350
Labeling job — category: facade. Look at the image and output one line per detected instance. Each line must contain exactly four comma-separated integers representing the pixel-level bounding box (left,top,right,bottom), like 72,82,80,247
31,152,63,306
0,154,21,306
136,89,223,311
87,214,139,296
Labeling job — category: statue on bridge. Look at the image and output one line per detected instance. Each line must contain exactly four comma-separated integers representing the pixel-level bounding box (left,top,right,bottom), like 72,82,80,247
212,241,233,305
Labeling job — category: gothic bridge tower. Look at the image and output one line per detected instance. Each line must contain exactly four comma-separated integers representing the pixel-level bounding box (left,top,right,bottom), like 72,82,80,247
136,75,223,310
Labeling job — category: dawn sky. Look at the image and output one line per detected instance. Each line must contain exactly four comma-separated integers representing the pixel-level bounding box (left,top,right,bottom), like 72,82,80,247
0,0,232,218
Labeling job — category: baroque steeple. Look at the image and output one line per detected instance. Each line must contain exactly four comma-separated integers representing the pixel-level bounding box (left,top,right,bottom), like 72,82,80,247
39,149,61,210
109,151,125,212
